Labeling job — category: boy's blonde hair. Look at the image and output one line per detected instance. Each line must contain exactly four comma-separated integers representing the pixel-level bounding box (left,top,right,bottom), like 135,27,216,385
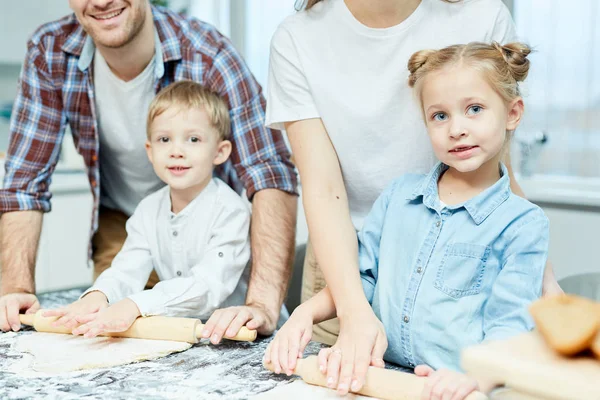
147,80,231,140
407,41,531,110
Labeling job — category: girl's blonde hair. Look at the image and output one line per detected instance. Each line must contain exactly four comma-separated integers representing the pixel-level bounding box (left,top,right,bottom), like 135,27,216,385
147,80,231,140
407,41,532,109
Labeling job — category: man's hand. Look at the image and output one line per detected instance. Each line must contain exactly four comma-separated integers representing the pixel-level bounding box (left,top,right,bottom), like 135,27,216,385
201,304,277,344
71,298,141,338
0,293,40,332
42,291,109,331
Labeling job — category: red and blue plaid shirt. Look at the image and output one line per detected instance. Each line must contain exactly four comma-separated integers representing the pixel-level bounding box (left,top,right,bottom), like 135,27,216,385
1,6,297,241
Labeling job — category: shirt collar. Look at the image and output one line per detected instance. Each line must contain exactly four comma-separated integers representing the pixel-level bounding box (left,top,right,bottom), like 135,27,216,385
407,162,511,225
166,179,218,220
66,6,182,79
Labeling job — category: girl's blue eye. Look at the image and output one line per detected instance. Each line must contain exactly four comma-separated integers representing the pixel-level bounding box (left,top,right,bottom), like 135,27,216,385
433,112,448,121
467,105,483,115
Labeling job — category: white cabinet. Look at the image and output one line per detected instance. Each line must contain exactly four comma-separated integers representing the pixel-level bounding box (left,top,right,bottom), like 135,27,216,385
35,173,94,293
0,1,73,65
0,169,93,293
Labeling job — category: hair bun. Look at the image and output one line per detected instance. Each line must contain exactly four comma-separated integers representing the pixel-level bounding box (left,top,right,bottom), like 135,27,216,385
493,42,532,82
408,49,437,87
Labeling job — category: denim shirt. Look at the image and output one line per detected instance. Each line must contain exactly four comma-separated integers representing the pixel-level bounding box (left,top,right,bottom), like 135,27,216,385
358,162,549,371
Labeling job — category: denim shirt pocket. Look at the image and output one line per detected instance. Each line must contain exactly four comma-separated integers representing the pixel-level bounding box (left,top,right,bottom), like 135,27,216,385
434,242,491,299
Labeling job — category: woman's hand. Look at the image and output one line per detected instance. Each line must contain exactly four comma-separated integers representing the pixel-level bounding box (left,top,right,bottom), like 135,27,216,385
264,305,314,375
71,298,141,338
318,306,387,395
415,365,479,400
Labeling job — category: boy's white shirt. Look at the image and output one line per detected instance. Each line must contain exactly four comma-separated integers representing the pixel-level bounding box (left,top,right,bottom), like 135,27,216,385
82,178,251,319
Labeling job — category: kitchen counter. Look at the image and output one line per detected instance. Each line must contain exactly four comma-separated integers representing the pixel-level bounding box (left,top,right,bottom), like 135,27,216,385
0,289,407,399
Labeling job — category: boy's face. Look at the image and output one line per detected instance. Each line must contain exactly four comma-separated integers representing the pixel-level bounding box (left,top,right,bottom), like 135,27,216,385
421,65,523,173
146,106,231,197
69,0,149,49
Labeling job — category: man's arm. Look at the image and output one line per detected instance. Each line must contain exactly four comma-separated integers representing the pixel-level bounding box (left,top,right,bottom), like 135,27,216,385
0,211,43,331
246,188,297,331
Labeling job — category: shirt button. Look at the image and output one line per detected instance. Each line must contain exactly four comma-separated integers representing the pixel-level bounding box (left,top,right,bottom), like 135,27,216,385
403,316,409,323
176,271,182,276
436,221,441,227
409,362,415,368
173,231,178,237
416,267,422,274
218,252,223,258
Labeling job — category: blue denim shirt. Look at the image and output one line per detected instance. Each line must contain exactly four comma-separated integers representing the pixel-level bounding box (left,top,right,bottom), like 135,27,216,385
358,162,548,371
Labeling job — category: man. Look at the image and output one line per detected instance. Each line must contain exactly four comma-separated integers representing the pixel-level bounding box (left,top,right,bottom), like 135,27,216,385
0,0,298,343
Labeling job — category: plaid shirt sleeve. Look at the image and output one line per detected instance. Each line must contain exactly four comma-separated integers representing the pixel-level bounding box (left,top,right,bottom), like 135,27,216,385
0,39,66,213
205,36,298,200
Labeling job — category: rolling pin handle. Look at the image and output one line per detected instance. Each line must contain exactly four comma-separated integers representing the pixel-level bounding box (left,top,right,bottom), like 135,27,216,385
19,313,36,327
194,324,257,342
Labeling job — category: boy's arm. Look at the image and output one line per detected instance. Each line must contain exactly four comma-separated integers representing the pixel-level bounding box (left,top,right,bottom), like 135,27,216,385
128,203,251,318
83,207,153,304
483,212,549,341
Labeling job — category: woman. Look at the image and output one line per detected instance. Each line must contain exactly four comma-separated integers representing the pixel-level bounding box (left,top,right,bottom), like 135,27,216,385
265,0,562,395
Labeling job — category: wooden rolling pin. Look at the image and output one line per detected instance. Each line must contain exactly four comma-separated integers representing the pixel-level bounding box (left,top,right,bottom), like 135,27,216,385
265,356,488,400
20,310,257,343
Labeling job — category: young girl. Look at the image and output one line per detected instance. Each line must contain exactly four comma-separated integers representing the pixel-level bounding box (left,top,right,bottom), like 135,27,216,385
265,41,548,399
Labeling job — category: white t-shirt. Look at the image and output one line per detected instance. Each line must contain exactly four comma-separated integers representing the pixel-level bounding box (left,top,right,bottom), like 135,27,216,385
266,0,516,230
94,49,165,216
84,178,251,319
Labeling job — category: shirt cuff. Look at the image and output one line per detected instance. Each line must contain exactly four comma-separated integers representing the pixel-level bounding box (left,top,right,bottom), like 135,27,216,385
238,161,299,200
81,287,116,304
128,290,166,317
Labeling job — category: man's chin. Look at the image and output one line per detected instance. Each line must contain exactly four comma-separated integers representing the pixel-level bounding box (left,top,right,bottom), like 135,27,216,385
89,30,134,49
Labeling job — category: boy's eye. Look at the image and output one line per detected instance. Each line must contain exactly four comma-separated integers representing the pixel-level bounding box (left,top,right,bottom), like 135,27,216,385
467,105,483,115
432,112,448,122
158,137,169,143
189,137,200,143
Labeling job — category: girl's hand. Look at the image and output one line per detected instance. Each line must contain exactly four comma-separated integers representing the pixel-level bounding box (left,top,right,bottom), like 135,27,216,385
318,306,387,395
264,305,314,376
415,365,479,400
42,291,108,331
71,298,141,338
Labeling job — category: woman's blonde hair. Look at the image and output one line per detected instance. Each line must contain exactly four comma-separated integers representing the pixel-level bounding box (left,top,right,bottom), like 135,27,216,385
407,41,532,109
147,80,231,140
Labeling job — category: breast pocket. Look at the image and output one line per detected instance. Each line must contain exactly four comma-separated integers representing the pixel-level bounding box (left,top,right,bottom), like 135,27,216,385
434,242,491,299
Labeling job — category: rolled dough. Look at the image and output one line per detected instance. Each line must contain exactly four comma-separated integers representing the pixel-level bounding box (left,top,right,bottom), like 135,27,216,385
12,332,191,373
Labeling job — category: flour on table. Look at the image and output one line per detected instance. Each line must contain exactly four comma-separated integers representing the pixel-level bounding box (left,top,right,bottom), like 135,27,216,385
253,380,377,400
11,332,191,374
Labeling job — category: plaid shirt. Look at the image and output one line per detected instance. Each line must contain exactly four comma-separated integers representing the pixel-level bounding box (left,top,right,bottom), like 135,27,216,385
1,6,297,245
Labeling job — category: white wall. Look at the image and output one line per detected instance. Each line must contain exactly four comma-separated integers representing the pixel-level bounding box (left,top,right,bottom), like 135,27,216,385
0,1,73,65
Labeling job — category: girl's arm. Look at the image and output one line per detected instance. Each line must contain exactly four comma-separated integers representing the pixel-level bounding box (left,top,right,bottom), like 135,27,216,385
504,152,563,297
483,211,549,341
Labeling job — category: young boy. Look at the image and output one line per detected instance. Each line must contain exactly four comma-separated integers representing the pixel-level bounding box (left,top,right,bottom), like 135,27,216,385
46,81,251,338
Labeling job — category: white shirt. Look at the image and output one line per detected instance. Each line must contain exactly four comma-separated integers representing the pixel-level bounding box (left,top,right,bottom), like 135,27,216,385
94,48,165,216
85,178,251,319
265,0,516,230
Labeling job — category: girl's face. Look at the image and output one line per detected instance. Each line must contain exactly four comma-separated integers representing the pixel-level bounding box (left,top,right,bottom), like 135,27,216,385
420,65,523,173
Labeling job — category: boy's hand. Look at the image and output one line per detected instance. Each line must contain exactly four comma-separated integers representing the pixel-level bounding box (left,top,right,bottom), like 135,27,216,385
415,365,479,400
264,306,314,376
43,291,109,331
71,298,141,339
